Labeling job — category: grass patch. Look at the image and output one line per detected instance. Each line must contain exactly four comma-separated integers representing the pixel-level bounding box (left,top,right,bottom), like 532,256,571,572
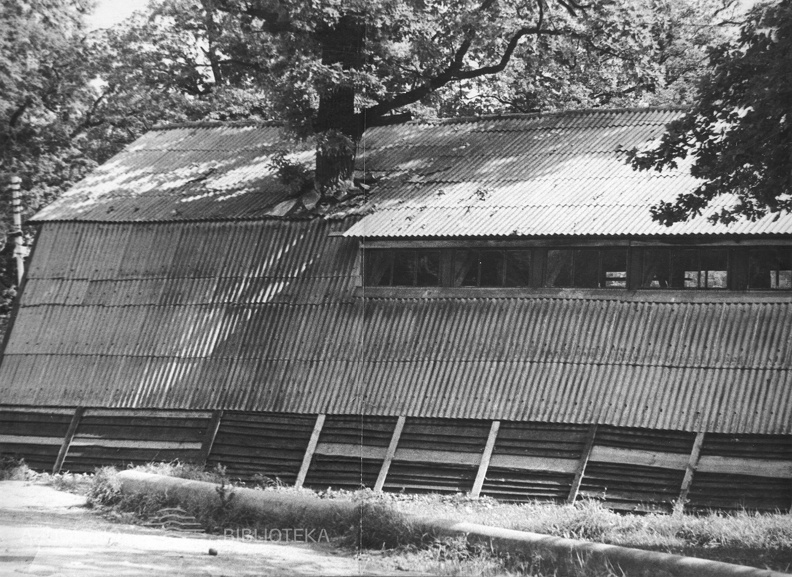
382,492,792,572
79,462,792,576
85,463,433,548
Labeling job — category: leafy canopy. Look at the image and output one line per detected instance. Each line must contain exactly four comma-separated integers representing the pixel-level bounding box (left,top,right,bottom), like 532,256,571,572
628,0,792,225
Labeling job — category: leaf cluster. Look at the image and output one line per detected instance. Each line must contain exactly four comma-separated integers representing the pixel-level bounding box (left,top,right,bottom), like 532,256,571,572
629,0,792,225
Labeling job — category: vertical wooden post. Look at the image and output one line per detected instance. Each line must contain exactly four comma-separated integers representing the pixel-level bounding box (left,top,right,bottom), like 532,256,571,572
53,407,84,474
295,414,325,489
374,416,406,492
6,176,24,285
199,410,223,465
678,432,705,504
567,424,598,504
471,420,500,498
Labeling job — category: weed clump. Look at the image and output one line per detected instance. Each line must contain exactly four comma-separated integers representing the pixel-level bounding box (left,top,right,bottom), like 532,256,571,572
0,455,30,480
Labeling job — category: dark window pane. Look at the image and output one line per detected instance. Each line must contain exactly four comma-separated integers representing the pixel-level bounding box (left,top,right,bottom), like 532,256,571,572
674,249,700,288
749,249,773,289
602,249,627,288
573,249,599,288
749,248,791,289
504,251,531,286
454,249,479,286
392,250,415,286
545,250,573,287
479,251,504,287
642,248,670,288
415,251,440,286
365,250,392,286
701,249,728,289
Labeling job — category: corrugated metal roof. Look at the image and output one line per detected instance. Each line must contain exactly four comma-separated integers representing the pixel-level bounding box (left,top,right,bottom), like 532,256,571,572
32,125,313,223
346,109,792,236
32,108,792,235
1,220,790,434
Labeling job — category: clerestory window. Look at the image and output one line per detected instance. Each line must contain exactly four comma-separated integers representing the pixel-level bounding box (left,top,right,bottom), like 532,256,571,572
748,248,792,289
364,249,441,287
453,249,531,287
641,248,728,289
544,249,627,289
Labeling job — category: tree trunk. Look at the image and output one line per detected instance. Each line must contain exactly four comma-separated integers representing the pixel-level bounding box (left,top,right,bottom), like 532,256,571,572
313,15,366,196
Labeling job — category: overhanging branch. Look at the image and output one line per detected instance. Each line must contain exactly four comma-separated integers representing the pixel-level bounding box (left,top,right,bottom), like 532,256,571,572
362,26,568,120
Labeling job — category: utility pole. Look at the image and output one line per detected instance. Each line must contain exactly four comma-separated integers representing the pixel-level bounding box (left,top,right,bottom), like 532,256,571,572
6,176,24,285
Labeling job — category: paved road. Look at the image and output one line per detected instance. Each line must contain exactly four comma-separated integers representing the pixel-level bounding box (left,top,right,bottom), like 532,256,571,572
0,480,388,576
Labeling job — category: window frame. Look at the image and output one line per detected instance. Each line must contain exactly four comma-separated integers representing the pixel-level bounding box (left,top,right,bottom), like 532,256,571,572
364,248,441,287
543,248,628,290
452,248,531,288
641,247,729,290
747,247,792,290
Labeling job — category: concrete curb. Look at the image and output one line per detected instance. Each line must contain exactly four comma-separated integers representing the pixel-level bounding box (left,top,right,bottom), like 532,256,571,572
430,520,789,577
116,471,790,577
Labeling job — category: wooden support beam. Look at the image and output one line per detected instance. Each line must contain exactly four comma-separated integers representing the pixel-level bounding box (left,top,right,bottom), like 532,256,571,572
295,414,325,489
470,420,500,498
199,410,223,465
589,445,690,470
566,424,597,504
679,432,705,505
374,416,405,492
53,407,84,474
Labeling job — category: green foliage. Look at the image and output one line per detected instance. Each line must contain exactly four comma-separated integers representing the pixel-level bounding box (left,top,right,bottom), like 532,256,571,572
629,0,792,225
269,151,314,193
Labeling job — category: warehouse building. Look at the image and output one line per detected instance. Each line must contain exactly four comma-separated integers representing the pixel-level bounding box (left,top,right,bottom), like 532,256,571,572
1,108,790,511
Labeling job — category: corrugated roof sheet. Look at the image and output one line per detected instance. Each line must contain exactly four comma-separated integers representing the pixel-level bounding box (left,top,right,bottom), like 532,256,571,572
1,221,790,434
346,108,792,236
32,108,792,235
32,125,314,223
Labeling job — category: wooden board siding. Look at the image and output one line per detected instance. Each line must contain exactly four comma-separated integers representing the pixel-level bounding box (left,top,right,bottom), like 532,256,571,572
481,422,589,502
62,410,210,473
687,433,792,511
383,418,491,494
687,473,791,511
578,427,696,511
2,406,789,512
304,415,397,491
580,462,686,512
206,412,316,484
0,409,74,471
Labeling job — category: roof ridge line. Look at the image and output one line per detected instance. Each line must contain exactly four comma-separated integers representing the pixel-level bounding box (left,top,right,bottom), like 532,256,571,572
151,106,688,132
409,106,690,126
151,119,284,131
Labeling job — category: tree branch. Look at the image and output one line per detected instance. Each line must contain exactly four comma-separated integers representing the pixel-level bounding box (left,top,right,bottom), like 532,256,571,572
70,87,114,139
362,25,568,121
9,97,33,128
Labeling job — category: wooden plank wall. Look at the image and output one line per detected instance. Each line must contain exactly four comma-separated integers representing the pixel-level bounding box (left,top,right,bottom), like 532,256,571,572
304,415,397,490
481,422,588,502
1,407,790,512
62,409,210,473
206,411,316,485
383,418,492,494
579,427,695,512
687,433,792,512
0,408,74,471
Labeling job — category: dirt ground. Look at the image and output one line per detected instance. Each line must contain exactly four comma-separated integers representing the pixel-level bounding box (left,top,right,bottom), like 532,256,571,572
0,480,408,576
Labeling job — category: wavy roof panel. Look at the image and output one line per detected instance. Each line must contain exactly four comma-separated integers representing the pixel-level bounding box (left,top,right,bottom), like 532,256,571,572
31,108,792,235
